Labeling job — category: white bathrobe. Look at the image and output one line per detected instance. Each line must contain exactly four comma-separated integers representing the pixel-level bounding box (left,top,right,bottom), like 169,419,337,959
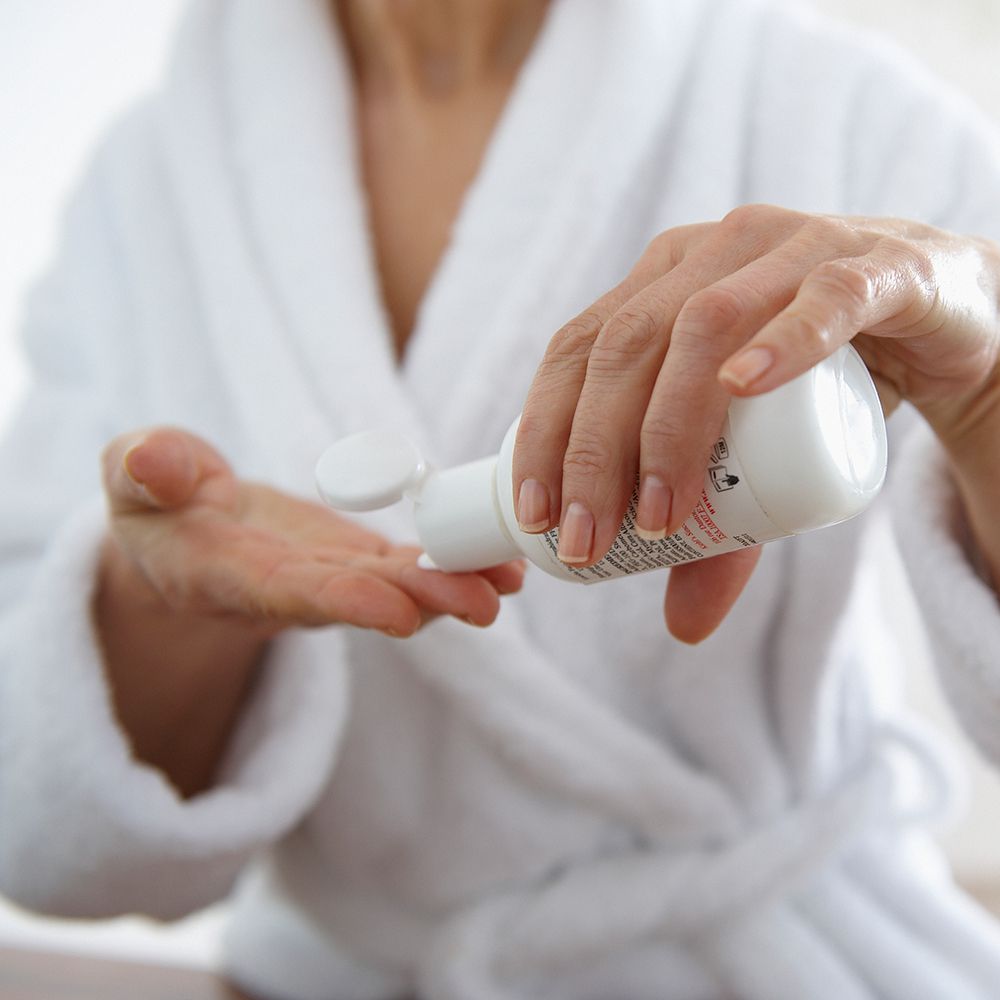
4,0,1000,997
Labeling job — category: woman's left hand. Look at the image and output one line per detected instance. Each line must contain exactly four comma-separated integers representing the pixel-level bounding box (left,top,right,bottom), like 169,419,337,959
512,205,1000,641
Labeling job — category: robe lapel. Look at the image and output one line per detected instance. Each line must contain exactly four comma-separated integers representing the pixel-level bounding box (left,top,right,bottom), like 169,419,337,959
161,0,424,507
220,0,423,441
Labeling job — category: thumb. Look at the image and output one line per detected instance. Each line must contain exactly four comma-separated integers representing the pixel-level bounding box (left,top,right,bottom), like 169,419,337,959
663,546,763,644
102,427,234,515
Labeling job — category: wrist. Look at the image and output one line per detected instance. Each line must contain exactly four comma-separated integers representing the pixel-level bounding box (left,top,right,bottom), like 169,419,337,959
94,532,270,798
917,368,1000,592
917,364,1000,468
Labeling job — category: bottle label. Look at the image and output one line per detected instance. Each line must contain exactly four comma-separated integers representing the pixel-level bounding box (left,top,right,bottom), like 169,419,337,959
531,418,786,583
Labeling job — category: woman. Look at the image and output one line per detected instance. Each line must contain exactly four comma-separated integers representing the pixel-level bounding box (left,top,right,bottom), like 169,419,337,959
2,0,1000,997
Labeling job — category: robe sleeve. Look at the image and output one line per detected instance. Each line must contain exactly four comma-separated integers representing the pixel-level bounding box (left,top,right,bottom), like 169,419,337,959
840,41,1000,769
890,424,1000,766
0,118,348,921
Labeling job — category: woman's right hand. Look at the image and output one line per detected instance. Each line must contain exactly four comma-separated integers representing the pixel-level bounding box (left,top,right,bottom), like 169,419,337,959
96,427,525,797
102,427,525,638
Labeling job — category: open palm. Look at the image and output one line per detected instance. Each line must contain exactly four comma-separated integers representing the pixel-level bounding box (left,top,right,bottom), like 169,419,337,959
104,428,523,638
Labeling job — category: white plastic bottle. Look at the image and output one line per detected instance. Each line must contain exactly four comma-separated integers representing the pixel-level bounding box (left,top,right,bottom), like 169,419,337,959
315,345,887,583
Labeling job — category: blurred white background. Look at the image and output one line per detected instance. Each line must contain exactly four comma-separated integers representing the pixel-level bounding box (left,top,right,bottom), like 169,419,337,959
1,0,999,971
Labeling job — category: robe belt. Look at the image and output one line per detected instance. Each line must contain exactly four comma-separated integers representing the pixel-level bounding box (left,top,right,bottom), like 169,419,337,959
417,722,951,1000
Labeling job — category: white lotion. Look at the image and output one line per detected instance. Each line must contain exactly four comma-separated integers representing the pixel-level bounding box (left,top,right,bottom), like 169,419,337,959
316,345,887,583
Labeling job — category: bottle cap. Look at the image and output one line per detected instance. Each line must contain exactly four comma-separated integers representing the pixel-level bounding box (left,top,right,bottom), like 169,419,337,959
728,344,887,533
315,429,428,511
316,429,522,572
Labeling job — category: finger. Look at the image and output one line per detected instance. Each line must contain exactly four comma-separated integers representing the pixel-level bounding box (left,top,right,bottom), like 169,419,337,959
102,430,160,513
103,427,234,516
663,546,762,644
512,226,712,536
478,559,529,595
513,291,655,535
221,553,427,635
335,546,506,627
391,557,505,627
717,237,936,397
636,238,839,539
557,213,811,563
316,573,426,635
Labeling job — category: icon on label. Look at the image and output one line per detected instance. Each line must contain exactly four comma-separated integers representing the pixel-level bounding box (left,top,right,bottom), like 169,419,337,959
711,437,730,463
710,465,739,492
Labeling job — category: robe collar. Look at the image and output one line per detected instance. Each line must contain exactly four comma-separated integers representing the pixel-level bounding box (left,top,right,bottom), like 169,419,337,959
162,0,709,481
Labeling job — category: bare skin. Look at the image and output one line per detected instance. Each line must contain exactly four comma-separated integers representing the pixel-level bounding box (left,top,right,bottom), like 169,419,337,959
95,0,548,799
335,0,549,353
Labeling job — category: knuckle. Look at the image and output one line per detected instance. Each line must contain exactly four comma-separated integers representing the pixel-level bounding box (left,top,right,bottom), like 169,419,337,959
720,203,764,235
512,410,563,476
640,410,687,456
809,259,873,315
643,229,682,267
877,236,935,286
545,312,603,363
674,285,746,342
513,410,549,451
592,303,662,364
873,233,916,260
800,215,856,249
563,432,614,481
642,223,714,269
788,312,834,355
720,203,796,237
645,229,674,255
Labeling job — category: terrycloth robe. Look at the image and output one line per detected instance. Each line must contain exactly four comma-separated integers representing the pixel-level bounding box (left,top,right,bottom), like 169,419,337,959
4,0,1000,997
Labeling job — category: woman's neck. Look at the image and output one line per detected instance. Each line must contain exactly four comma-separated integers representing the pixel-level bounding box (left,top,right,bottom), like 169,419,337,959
330,1,550,355
334,0,549,96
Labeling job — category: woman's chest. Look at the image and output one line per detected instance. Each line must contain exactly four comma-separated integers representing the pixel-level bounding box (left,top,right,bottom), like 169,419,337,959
354,77,519,357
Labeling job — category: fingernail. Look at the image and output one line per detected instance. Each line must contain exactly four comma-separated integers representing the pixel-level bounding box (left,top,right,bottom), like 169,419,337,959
557,502,594,564
635,475,671,540
496,560,529,595
122,444,156,504
720,346,774,390
122,443,147,486
517,479,550,532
